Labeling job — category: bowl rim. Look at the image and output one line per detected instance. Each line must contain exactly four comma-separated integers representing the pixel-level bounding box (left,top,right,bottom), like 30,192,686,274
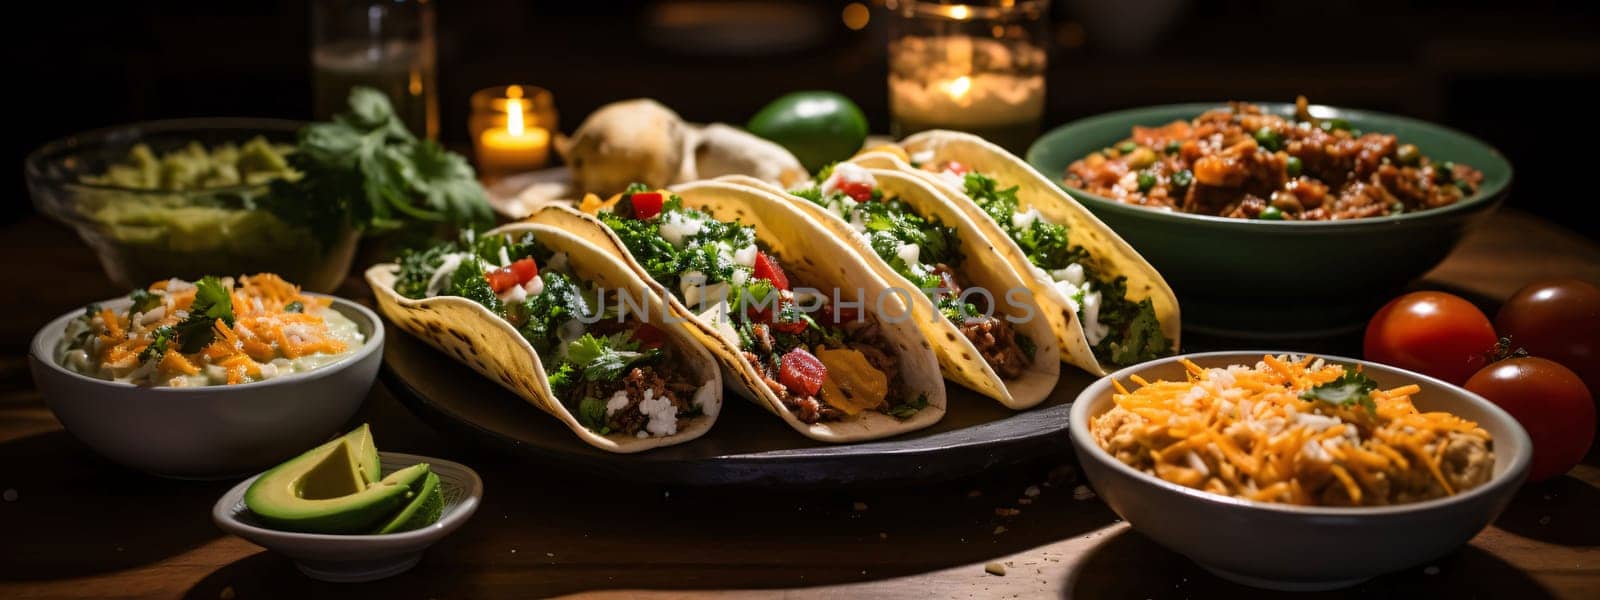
211,451,484,543
1068,350,1532,517
30,291,384,393
1026,101,1514,232
24,117,305,195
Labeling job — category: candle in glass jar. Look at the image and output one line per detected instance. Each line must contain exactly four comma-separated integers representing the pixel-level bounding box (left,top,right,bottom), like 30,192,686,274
889,35,1045,152
477,91,550,174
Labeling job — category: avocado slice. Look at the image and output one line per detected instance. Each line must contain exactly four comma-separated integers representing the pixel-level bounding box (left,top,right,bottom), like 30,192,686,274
245,436,431,534
372,471,444,534
341,423,382,486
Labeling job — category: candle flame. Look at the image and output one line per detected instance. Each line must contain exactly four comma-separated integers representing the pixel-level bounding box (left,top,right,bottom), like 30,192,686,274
507,98,526,136
949,5,970,20
944,75,972,100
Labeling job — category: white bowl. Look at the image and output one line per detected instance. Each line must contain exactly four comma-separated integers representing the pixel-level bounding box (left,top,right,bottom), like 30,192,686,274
1069,351,1532,591
213,451,482,582
28,294,384,479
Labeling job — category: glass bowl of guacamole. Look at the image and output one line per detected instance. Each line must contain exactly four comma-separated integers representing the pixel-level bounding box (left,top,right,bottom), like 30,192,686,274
25,118,358,293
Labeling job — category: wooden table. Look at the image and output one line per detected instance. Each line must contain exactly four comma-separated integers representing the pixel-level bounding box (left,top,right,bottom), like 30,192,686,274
2,211,1597,599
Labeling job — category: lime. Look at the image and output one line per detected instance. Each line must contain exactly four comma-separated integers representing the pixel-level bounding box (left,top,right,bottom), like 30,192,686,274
747,91,869,173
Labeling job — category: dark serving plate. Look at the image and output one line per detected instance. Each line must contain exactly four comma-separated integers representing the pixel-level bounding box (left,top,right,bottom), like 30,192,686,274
380,317,1092,488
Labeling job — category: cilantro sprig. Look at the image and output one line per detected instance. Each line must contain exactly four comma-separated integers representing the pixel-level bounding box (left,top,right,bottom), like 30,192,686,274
1300,367,1380,414
175,276,236,353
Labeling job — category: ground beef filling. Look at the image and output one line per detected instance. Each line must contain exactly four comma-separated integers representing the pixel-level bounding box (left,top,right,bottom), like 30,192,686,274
931,264,1032,379
1064,97,1483,221
740,302,909,425
575,366,696,436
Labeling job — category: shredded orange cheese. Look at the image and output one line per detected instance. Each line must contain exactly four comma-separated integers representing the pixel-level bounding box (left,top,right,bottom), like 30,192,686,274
1090,355,1495,507
80,274,348,386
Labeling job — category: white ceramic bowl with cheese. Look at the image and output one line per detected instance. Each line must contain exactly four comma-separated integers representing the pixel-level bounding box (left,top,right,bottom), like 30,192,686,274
28,293,383,479
1068,351,1531,591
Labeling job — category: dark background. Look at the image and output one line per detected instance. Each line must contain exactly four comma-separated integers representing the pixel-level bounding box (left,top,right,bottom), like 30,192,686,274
8,0,1599,238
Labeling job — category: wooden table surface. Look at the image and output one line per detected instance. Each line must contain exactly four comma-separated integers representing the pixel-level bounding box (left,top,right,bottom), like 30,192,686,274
2,211,1597,600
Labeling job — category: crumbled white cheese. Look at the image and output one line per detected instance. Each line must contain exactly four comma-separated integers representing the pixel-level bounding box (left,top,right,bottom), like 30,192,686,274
895,243,921,267
935,169,965,190
604,389,630,416
1080,290,1109,345
499,282,528,304
821,162,876,197
658,211,705,248
1050,263,1086,287
733,244,758,268
639,388,678,436
1012,207,1041,230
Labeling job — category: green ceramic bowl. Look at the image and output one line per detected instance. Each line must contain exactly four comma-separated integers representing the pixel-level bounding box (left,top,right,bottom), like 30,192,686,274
1027,103,1512,338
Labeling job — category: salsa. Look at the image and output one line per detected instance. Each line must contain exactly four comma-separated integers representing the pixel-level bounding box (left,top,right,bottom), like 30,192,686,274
1064,97,1484,221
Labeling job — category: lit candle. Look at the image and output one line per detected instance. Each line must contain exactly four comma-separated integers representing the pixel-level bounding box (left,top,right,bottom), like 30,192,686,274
471,85,556,178
886,1,1049,153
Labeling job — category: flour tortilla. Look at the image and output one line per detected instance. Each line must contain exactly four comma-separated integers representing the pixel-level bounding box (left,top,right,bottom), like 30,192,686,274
528,182,947,442
366,223,722,453
718,168,1062,410
853,130,1181,376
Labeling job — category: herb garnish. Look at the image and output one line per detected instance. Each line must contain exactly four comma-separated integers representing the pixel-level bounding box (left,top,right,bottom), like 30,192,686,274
175,276,236,353
1300,367,1380,414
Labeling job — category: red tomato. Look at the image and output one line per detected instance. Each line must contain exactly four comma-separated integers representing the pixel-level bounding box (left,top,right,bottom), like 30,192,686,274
485,268,519,294
1465,357,1595,481
1364,291,1498,385
629,192,664,220
778,348,827,396
944,161,970,176
752,251,789,290
1495,279,1600,394
836,180,875,203
509,257,539,283
631,323,665,350
772,313,809,335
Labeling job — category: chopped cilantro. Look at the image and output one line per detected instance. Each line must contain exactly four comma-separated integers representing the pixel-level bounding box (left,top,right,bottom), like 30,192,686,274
139,325,176,362
129,289,162,314
564,331,660,383
284,301,304,313
175,276,236,353
516,271,587,356
394,243,451,299
447,257,502,314
577,396,611,434
887,394,928,419
1300,367,1380,414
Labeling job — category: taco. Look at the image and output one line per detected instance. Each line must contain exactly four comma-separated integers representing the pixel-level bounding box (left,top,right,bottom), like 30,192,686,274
735,164,1062,410
530,182,946,442
852,130,1181,376
366,223,722,453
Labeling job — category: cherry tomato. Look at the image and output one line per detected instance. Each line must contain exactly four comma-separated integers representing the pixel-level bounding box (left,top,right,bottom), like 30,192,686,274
630,323,665,350
1495,279,1600,394
485,268,519,294
629,192,665,220
752,251,790,290
778,348,827,397
509,257,539,283
1364,291,1498,385
836,180,875,203
1464,357,1595,481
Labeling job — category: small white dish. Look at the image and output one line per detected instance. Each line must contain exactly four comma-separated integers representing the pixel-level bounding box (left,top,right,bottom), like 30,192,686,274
29,294,384,479
213,451,482,583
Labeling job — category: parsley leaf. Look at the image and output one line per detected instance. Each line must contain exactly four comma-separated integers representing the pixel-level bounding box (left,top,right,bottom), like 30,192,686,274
563,332,659,382
447,257,502,314
547,362,577,397
1300,367,1380,414
139,325,176,362
129,289,162,314
176,276,236,353
887,394,929,419
267,87,491,248
577,396,611,434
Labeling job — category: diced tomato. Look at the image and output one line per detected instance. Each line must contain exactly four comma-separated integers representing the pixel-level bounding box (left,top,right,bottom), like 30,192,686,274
836,180,875,203
944,161,969,176
778,348,827,397
631,323,665,349
629,192,664,220
753,251,789,290
745,292,785,324
486,268,520,293
509,257,539,283
772,316,809,335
